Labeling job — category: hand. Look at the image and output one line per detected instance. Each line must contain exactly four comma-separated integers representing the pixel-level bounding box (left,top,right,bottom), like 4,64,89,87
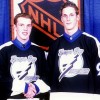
24,83,36,99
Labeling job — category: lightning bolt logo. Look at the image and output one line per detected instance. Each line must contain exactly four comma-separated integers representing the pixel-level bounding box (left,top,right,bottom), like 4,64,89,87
17,62,32,80
59,54,79,82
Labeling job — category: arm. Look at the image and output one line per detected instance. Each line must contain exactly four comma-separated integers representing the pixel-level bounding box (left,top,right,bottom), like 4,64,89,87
24,48,50,98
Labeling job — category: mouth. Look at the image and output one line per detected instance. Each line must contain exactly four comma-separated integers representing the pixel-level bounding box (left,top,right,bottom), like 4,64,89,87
66,22,71,25
22,32,28,35
66,23,72,26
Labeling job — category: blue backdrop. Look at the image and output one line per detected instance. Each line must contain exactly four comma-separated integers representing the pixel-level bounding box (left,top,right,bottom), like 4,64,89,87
84,0,100,41
0,0,10,45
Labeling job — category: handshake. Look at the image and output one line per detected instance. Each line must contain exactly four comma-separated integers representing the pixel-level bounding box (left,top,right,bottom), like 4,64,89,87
24,83,37,99
11,79,51,99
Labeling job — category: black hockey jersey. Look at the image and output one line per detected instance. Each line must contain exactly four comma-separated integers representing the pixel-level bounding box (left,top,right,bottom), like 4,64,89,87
47,29,100,93
0,38,48,99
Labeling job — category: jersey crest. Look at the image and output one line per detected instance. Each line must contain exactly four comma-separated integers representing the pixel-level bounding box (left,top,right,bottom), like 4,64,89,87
58,47,90,82
10,55,39,83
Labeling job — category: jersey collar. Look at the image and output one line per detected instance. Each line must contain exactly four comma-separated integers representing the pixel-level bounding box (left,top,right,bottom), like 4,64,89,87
63,29,82,42
12,38,31,50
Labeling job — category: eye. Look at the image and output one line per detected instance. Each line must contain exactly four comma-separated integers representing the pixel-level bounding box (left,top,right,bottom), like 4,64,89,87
70,13,74,16
27,24,32,27
19,24,24,26
62,14,67,18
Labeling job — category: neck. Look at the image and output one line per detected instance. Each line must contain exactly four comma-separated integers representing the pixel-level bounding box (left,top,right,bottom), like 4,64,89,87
16,37,29,44
65,27,79,36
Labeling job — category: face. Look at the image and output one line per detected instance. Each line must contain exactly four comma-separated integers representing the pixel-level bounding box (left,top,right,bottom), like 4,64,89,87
15,17,32,43
61,7,80,34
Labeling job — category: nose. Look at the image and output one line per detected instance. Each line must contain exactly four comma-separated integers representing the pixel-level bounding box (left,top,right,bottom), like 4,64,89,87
23,25,28,31
67,16,70,21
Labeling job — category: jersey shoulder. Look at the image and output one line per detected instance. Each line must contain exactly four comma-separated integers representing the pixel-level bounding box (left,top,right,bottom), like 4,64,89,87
0,41,13,50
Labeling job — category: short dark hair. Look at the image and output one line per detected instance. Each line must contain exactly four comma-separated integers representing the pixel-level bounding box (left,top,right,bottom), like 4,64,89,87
14,13,33,25
60,1,79,15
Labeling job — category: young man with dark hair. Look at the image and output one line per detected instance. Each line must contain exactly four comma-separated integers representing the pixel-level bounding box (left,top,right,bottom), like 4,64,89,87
0,13,50,100
47,1,100,93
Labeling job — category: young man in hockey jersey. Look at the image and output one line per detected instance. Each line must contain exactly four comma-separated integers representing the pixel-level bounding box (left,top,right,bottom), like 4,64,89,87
0,13,50,100
47,1,100,93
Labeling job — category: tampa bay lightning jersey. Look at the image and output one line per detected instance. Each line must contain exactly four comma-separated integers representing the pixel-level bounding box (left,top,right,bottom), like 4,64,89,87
47,29,100,93
0,38,47,99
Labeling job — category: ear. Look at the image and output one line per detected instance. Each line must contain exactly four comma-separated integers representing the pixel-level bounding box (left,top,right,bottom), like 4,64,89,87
14,25,16,30
61,16,63,23
13,25,17,38
77,15,80,21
